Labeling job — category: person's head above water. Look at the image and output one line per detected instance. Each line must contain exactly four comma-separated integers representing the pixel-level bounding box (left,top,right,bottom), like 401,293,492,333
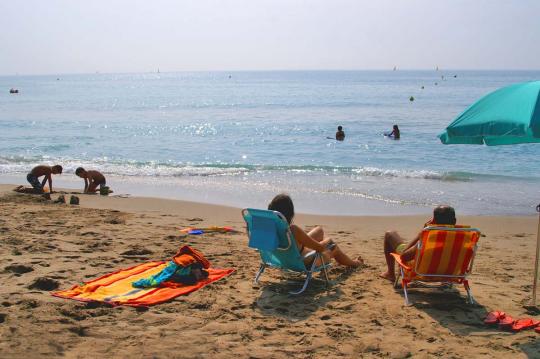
432,205,456,225
393,124,399,131
268,193,295,224
338,126,343,131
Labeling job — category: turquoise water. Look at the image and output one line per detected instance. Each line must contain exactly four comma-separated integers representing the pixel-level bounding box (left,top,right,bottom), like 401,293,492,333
1,70,539,215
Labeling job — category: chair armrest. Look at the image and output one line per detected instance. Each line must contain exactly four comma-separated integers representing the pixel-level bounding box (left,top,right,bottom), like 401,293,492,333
390,253,411,271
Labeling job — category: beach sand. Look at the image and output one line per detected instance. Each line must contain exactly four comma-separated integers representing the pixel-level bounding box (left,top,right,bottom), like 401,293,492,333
0,184,539,358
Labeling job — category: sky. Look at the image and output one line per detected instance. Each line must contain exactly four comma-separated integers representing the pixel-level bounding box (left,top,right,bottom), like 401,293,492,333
1,0,539,75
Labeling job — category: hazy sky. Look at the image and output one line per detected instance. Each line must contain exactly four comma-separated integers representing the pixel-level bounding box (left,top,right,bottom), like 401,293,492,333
1,0,539,75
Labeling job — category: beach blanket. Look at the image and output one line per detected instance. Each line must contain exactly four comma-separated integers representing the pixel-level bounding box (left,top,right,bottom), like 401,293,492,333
52,261,234,307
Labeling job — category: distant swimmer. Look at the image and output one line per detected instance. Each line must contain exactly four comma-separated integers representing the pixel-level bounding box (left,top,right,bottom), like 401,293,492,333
335,126,345,141
75,167,107,194
386,125,400,140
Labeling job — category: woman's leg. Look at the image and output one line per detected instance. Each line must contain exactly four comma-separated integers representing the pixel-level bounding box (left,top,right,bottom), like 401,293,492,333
310,238,362,267
305,226,362,267
307,226,324,242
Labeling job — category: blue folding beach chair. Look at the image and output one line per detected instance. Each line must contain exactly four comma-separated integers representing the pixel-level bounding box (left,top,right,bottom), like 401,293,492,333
242,208,331,294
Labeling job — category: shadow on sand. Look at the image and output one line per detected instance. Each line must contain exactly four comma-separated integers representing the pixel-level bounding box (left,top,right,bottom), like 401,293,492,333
252,267,361,321
395,284,490,336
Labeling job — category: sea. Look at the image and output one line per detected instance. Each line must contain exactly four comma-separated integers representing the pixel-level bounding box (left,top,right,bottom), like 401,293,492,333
1,70,539,216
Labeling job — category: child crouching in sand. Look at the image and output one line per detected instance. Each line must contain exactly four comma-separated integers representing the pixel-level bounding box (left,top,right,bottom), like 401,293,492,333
25,164,63,193
268,193,363,268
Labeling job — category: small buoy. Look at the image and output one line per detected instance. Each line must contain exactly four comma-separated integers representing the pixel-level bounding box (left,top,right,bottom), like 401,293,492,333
409,96,415,102
453,74,457,78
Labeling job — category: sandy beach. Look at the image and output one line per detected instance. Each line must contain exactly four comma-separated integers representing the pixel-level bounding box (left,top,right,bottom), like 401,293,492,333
0,184,538,358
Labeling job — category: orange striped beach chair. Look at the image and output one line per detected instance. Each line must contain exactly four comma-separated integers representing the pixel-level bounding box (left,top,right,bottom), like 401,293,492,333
391,225,481,306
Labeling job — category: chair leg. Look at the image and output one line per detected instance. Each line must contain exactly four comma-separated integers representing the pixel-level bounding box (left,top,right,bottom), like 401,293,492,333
320,255,331,287
289,273,312,295
463,280,475,304
254,263,266,284
402,279,411,306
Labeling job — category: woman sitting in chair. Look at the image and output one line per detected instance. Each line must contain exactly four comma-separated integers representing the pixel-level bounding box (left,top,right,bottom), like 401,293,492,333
268,193,364,268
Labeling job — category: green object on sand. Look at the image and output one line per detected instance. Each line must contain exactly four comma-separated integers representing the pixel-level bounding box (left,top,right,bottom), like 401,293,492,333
438,81,540,145
100,186,113,196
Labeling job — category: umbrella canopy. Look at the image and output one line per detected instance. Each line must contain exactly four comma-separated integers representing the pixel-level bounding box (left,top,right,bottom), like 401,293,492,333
439,80,540,306
439,81,540,145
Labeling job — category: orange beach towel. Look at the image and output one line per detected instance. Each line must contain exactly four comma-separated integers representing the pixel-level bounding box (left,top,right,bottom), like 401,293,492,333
52,261,234,307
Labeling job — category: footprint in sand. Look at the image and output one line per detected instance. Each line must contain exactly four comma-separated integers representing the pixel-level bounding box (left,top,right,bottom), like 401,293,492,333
120,247,154,256
4,264,34,274
28,277,60,291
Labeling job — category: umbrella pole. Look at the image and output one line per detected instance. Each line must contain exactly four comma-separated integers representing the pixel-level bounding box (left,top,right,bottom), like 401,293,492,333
533,203,540,306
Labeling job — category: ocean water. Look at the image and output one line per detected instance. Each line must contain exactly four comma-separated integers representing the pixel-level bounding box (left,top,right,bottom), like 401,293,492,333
0,70,539,215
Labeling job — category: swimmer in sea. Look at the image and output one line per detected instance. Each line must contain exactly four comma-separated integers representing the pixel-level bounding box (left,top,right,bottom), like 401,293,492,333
387,125,400,140
336,126,345,141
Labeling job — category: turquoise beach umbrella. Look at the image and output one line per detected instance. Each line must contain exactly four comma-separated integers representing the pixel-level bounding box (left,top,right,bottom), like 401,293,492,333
439,80,540,306
439,81,540,145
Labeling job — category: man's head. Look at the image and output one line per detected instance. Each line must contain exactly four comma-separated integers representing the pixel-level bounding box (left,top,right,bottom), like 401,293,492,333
75,167,87,178
433,205,456,225
338,126,343,131
52,165,63,174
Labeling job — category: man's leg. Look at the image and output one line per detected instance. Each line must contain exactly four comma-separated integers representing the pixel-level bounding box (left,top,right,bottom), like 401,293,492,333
88,180,104,193
26,174,43,193
380,231,406,282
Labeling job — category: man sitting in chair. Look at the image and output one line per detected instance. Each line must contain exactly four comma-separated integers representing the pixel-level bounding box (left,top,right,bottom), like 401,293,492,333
379,205,456,282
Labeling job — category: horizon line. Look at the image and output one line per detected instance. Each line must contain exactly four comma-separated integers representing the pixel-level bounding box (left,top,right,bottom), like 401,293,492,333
1,68,540,77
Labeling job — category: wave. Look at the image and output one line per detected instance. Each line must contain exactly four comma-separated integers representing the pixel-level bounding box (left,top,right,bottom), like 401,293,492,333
0,155,533,182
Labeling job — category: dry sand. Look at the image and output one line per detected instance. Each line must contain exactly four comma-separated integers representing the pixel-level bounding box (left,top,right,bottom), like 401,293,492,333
0,184,539,358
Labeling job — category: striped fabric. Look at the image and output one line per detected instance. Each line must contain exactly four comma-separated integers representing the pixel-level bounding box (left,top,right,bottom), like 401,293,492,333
52,261,234,307
404,225,480,283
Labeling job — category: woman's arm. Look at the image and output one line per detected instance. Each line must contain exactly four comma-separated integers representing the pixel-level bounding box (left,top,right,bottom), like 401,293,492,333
291,225,326,252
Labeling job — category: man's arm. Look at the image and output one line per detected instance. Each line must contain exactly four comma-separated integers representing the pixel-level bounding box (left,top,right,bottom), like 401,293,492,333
47,174,53,192
40,175,48,188
83,178,89,193
400,232,422,262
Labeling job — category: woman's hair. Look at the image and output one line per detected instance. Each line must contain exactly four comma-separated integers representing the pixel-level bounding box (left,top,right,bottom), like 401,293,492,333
268,193,295,224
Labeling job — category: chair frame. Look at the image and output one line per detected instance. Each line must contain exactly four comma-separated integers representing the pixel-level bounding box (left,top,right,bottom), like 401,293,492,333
243,209,331,295
392,226,480,306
